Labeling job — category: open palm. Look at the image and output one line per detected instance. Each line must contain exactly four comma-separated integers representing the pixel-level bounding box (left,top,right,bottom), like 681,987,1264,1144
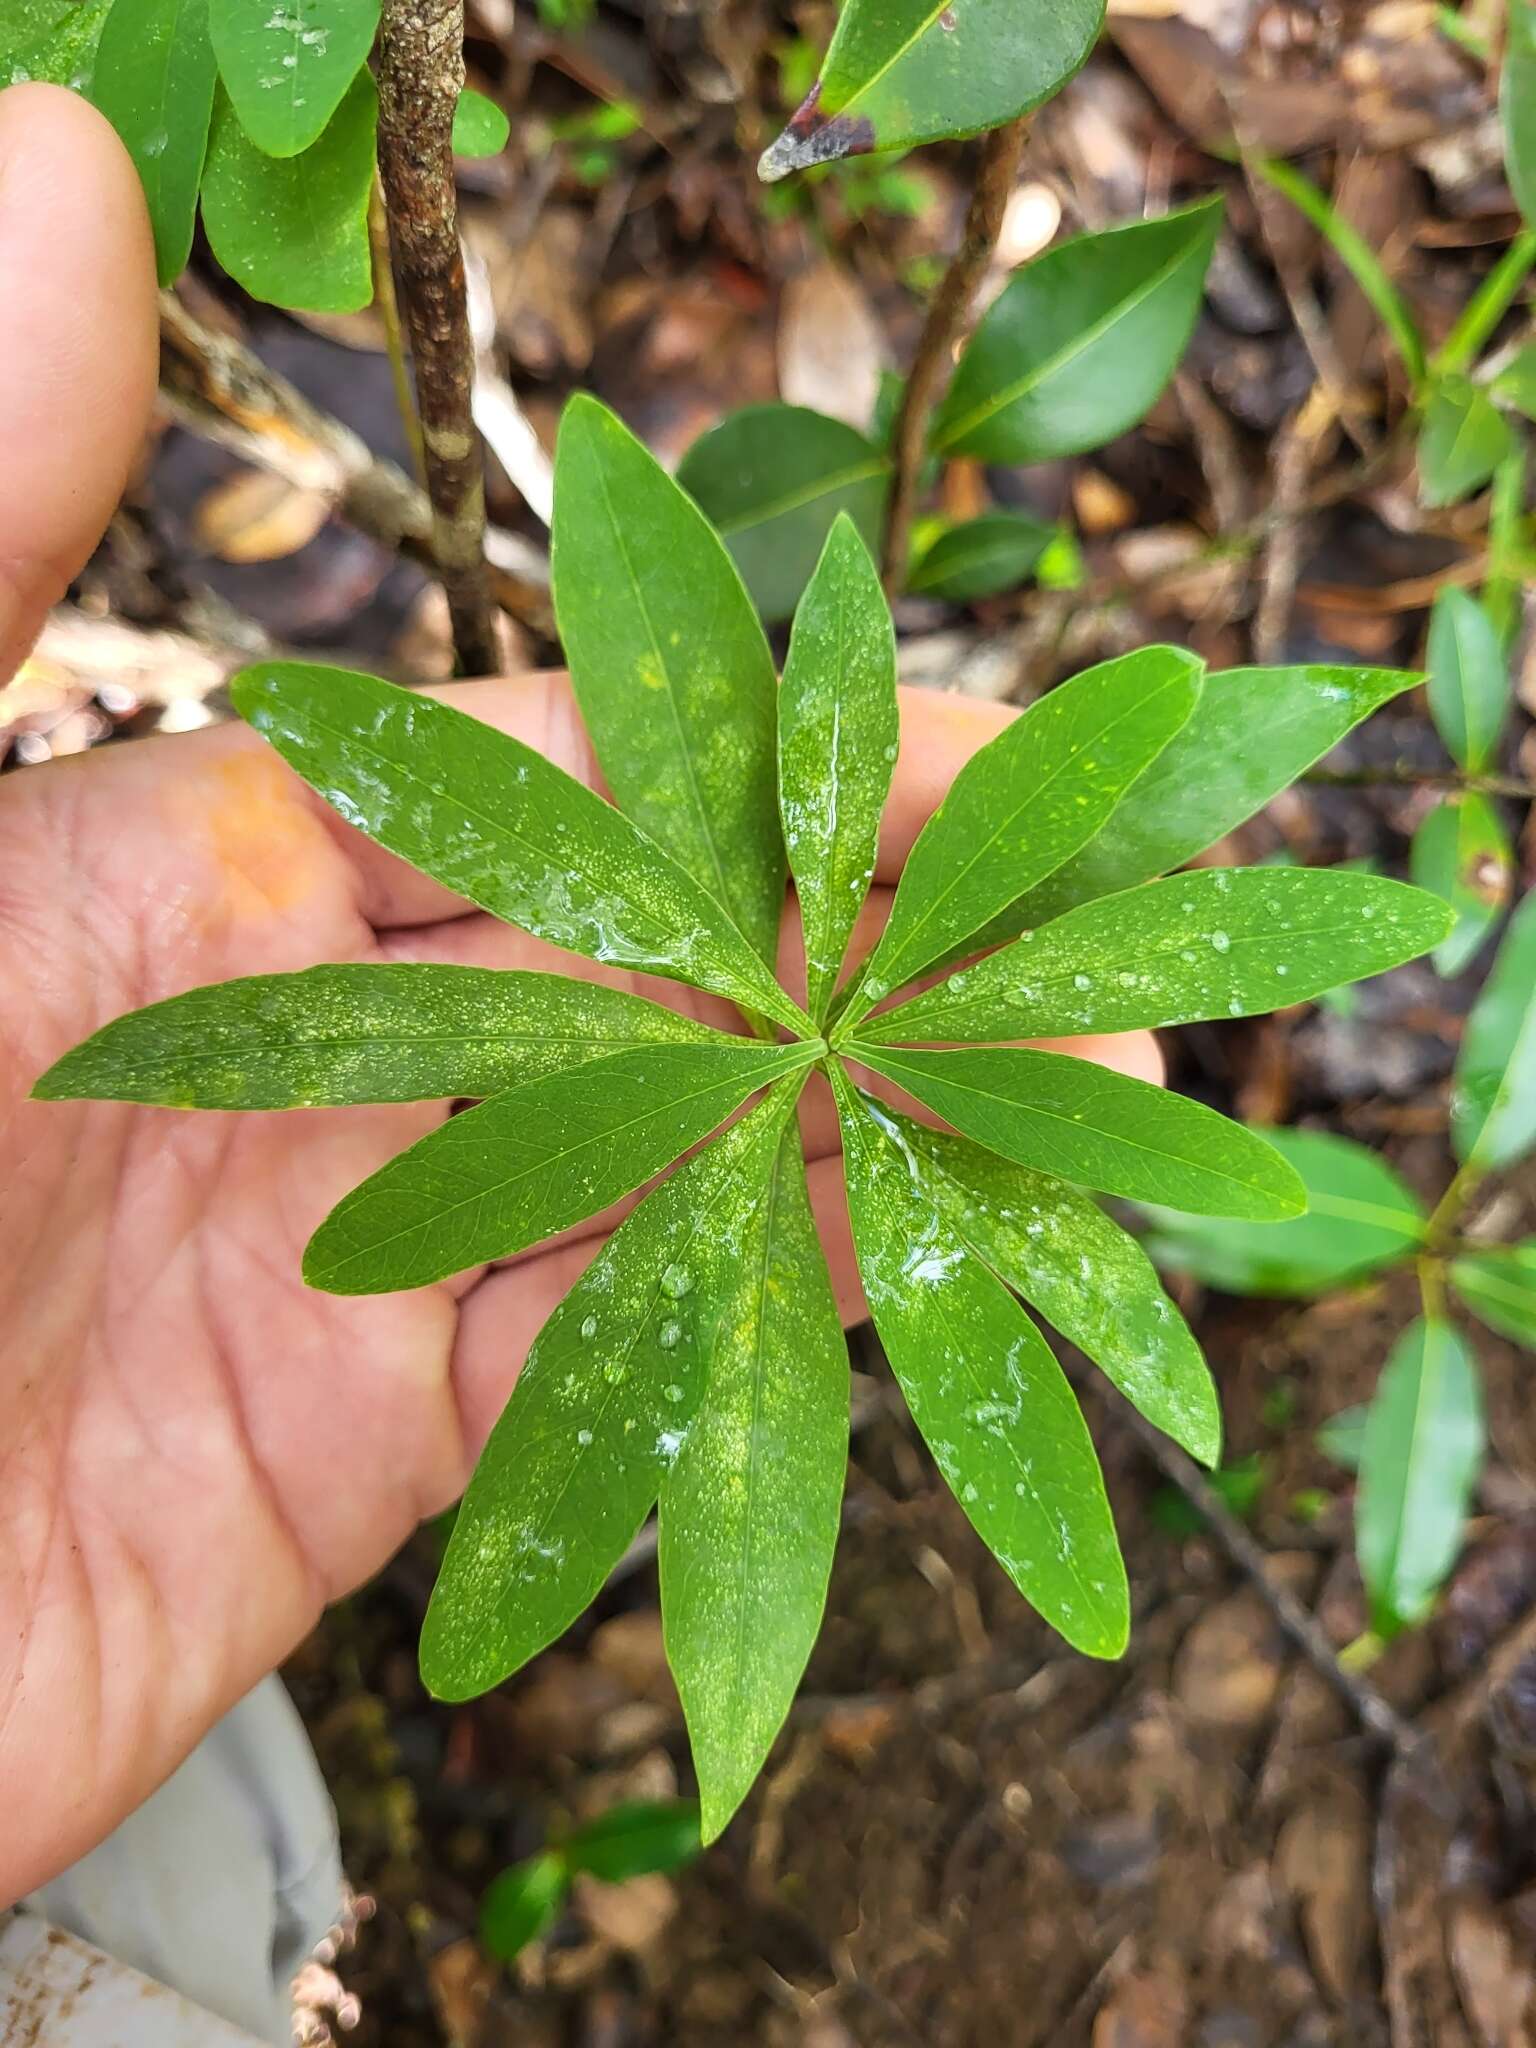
0,84,1159,1905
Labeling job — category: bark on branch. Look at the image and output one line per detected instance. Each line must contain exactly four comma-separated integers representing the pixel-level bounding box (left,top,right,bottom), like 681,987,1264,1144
375,0,501,674
881,117,1029,592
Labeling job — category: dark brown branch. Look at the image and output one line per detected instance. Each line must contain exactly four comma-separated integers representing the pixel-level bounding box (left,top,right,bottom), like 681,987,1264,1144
881,117,1029,591
1304,763,1536,801
375,0,501,675
158,296,553,638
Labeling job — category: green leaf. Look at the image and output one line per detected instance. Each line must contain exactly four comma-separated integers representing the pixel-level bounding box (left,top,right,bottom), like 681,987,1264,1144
563,1801,702,1883
1503,0,1536,228
88,0,217,286
981,663,1418,939
1426,586,1509,772
1357,1318,1484,1633
453,85,510,156
209,0,379,158
930,203,1222,462
758,0,1103,179
778,515,899,1025
831,1072,1128,1655
839,646,1202,1017
661,1123,848,1840
863,868,1450,1045
853,1044,1306,1220
1450,1243,1536,1348
1493,340,1536,421
1417,378,1515,508
304,1039,816,1295
886,1111,1219,1466
1453,887,1536,1168
1139,1127,1425,1297
420,1084,801,1698
1,0,113,89
480,1852,568,1961
1409,794,1512,977
552,396,785,965
906,512,1060,601
676,405,890,625
201,72,375,312
231,663,807,1035
32,964,736,1109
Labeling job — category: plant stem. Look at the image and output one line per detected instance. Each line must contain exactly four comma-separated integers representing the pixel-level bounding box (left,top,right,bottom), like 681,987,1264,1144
1303,762,1536,800
1432,228,1536,378
375,0,501,676
880,116,1028,592
369,173,425,488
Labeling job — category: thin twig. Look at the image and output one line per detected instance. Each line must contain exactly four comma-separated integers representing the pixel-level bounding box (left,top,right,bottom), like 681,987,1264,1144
369,173,425,488
158,295,553,636
1303,763,1536,800
375,0,501,675
1111,1389,1423,1759
881,117,1029,590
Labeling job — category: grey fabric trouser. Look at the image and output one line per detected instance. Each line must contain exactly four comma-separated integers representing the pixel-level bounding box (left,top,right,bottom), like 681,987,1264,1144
4,1677,343,2046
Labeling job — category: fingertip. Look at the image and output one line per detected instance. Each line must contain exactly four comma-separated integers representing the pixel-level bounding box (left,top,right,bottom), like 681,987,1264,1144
879,686,1017,876
0,83,157,674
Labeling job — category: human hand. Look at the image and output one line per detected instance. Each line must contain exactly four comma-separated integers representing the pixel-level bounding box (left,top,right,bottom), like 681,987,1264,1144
0,83,1161,1903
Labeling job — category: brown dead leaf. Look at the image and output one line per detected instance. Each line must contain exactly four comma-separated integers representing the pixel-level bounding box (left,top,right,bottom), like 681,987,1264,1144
193,468,332,564
589,1611,676,1705
1092,1960,1191,2047
1273,1784,1373,2002
427,1936,498,2048
1449,1898,1534,2047
1172,1591,1285,1730
571,1871,678,1956
778,256,887,430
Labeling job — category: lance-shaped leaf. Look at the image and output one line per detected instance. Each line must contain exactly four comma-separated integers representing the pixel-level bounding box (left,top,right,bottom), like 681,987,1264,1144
863,868,1449,1046
209,0,379,159
661,1122,849,1841
854,1044,1305,1220
1357,1318,1484,1634
759,0,1103,180
201,73,375,313
32,965,736,1109
1417,379,1514,509
906,512,1061,602
2,0,113,88
1452,888,1536,1168
421,1085,800,1700
1426,587,1509,774
1139,1127,1423,1297
831,1072,1128,1656
562,1801,702,1882
1450,1244,1536,1349
1503,0,1536,229
89,0,217,285
981,664,1418,939
552,396,784,965
838,646,1201,1018
231,663,807,1035
304,1038,816,1295
779,515,898,1025
887,1111,1218,1466
479,1855,567,1962
930,203,1221,463
1409,794,1512,978
677,405,890,625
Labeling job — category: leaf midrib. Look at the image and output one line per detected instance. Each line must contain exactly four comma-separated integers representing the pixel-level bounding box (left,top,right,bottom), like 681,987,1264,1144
864,1048,1278,1202
933,224,1210,454
315,1045,809,1278
867,668,1191,993
709,455,890,538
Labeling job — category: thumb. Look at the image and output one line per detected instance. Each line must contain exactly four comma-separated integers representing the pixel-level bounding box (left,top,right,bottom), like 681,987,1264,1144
0,84,158,681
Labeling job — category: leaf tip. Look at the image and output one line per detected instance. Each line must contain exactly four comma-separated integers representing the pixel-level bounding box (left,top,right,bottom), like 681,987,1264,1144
758,88,877,183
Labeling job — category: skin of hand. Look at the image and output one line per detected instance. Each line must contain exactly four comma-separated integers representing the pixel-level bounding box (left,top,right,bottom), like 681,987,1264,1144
0,83,1162,1904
